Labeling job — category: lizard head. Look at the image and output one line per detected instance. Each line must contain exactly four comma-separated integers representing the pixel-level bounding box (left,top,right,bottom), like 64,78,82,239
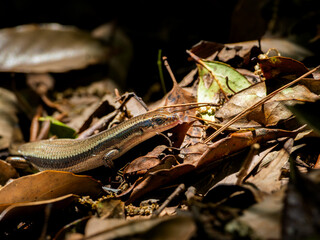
144,109,181,132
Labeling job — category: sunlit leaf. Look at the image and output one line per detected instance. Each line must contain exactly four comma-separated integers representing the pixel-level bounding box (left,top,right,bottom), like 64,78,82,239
197,60,251,120
0,24,110,73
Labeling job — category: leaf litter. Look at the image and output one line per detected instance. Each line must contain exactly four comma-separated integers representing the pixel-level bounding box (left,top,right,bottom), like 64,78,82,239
0,22,319,239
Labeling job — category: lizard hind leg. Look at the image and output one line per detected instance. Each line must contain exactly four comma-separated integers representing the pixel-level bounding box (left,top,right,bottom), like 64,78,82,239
103,149,120,168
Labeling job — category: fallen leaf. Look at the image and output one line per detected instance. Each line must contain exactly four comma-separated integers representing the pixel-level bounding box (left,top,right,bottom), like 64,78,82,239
122,128,301,203
124,145,169,176
0,160,19,186
190,128,301,168
258,56,309,81
226,188,285,239
226,38,313,61
120,164,195,203
215,82,319,127
149,67,200,146
197,60,251,105
0,24,110,73
189,40,224,60
96,198,125,219
85,215,196,240
247,138,293,193
0,194,78,222
0,170,102,213
0,88,22,150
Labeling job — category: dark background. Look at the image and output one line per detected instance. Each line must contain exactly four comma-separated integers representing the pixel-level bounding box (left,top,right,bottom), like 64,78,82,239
1,0,319,97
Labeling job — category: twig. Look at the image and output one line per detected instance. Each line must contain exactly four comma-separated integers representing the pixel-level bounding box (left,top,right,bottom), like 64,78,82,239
36,119,51,141
153,102,220,113
204,65,320,143
41,94,66,114
152,183,185,217
225,76,236,94
163,56,178,87
30,105,42,142
189,115,239,131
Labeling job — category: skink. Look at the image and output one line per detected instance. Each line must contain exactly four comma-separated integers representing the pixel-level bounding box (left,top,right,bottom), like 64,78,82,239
17,110,180,173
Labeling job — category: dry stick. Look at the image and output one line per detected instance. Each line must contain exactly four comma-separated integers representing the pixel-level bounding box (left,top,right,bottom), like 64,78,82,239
154,102,220,114
161,56,221,113
204,65,320,143
41,94,66,114
163,56,178,86
30,105,43,142
36,119,51,141
189,115,239,131
152,183,185,217
186,50,229,100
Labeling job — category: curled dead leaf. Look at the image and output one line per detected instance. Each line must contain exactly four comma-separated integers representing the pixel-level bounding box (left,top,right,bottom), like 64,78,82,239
0,194,78,222
0,24,110,73
0,160,19,186
124,145,169,176
0,170,103,213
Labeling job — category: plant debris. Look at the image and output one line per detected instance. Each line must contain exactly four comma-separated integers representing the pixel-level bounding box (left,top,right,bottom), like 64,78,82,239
0,20,320,240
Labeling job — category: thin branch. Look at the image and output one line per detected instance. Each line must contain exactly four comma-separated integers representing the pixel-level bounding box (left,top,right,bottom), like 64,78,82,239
152,183,185,217
153,102,220,113
163,56,178,87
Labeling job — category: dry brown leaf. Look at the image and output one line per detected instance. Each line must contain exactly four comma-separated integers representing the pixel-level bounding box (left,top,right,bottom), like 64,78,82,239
226,38,313,61
0,194,78,222
190,128,300,168
0,170,102,213
0,160,19,186
120,164,195,203
258,56,310,80
96,198,125,219
227,188,285,239
124,145,168,176
0,24,110,73
57,80,118,132
85,215,195,240
0,88,22,151
122,128,300,203
149,74,200,146
215,82,319,127
247,138,293,193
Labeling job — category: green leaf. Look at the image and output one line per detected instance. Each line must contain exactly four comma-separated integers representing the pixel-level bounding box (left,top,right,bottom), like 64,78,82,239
197,60,251,120
39,116,77,138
